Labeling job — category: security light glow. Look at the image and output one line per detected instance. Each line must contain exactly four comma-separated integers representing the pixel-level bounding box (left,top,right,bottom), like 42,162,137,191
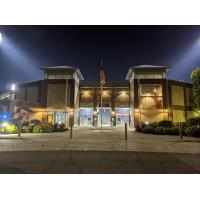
0,32,2,43
11,84,16,91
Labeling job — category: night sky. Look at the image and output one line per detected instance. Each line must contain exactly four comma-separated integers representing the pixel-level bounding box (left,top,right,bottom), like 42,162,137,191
1,25,200,92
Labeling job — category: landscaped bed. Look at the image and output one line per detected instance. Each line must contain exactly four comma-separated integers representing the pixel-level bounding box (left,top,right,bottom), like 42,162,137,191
21,119,68,133
136,118,200,137
0,119,68,134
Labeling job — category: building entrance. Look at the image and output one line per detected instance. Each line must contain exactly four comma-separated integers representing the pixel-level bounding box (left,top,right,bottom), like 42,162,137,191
116,108,130,126
79,108,93,126
98,108,111,126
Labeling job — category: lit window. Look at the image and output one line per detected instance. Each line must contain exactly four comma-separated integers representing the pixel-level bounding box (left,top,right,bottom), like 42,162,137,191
140,84,163,109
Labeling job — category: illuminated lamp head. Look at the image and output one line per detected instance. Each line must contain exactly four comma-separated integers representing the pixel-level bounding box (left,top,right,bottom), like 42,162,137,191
2,122,8,127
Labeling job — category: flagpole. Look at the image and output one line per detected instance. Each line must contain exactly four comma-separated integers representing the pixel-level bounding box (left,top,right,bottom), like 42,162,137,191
100,82,103,132
100,59,104,133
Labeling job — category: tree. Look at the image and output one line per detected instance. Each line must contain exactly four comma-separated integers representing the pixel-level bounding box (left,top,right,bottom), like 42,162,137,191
191,67,200,115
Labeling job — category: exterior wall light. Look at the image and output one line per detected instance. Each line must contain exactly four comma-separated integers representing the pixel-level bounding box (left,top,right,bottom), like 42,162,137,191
145,121,149,125
2,122,8,127
11,84,16,91
111,111,116,116
83,91,89,95
102,91,108,95
69,108,74,113
121,91,126,95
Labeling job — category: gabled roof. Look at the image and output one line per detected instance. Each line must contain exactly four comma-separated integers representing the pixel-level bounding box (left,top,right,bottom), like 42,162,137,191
131,65,170,70
126,65,170,80
40,66,76,70
40,65,84,80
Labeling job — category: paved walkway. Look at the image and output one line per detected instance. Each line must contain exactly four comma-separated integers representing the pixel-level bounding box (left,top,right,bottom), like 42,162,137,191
0,127,200,154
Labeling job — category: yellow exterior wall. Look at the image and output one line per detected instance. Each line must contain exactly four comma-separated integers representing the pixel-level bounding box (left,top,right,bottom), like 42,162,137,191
187,111,199,119
29,112,43,122
140,109,167,123
173,110,185,123
171,85,185,106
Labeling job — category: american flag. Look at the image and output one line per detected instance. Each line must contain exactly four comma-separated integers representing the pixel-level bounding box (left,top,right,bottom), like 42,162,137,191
99,67,106,85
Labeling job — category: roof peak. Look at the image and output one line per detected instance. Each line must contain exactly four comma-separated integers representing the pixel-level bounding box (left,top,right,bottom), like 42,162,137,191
40,65,77,70
131,65,170,69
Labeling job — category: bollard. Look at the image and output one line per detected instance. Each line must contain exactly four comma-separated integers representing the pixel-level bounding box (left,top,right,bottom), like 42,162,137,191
125,123,128,140
18,120,21,138
70,123,73,139
179,122,183,140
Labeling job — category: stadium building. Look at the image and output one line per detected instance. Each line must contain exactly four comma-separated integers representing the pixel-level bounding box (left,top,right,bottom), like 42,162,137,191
0,65,195,127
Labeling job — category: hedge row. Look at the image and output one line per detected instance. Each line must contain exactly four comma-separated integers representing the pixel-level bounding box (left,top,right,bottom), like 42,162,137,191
185,126,200,137
137,118,200,137
139,125,179,135
22,123,54,133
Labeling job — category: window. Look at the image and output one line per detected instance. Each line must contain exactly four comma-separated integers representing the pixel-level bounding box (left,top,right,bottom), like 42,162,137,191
186,88,192,106
171,85,184,106
139,84,163,109
116,108,130,125
173,110,185,123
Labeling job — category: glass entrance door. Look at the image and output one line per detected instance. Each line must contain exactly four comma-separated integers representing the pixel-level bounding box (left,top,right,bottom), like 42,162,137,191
116,108,130,126
98,108,111,126
79,108,93,126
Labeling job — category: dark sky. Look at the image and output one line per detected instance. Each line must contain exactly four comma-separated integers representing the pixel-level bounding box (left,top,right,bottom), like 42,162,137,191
1,25,200,92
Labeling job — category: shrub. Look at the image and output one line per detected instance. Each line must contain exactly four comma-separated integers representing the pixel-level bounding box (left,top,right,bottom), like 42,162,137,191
148,122,158,128
5,124,17,134
157,120,172,128
141,126,154,134
154,126,165,134
185,126,200,137
162,127,172,135
170,127,180,135
162,127,179,135
186,117,200,127
32,123,53,133
32,125,44,133
41,123,53,133
21,121,29,126
30,119,41,126
22,126,32,133
135,125,142,132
